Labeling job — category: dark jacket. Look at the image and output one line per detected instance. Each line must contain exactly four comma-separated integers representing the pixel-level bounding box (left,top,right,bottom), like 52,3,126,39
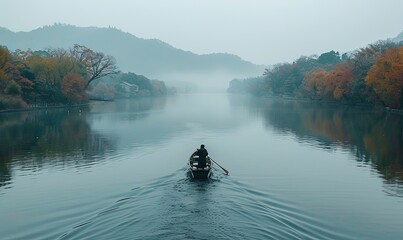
197,148,208,159
196,148,208,168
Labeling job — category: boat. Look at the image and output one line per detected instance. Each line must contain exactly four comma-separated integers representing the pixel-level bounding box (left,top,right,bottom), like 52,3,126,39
188,153,213,179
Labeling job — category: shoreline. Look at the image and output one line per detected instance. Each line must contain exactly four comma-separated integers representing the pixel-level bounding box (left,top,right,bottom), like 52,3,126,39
2,96,403,115
0,103,90,114
236,93,403,115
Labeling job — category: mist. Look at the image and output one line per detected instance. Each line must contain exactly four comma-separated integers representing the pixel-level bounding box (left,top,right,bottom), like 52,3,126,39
1,0,403,65
1,1,403,239
153,70,261,93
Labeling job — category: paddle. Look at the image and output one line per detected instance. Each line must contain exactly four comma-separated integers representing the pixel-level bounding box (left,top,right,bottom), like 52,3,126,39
210,157,229,175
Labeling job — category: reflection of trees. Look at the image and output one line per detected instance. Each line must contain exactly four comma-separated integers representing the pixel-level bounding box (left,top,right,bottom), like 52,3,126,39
362,116,403,181
0,159,11,189
90,97,167,119
230,96,403,186
0,97,168,189
0,107,115,188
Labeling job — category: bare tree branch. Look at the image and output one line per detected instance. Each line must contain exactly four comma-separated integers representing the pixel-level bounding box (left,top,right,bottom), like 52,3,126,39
71,44,119,89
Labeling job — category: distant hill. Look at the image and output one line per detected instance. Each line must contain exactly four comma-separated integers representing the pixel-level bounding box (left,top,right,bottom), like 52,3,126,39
393,31,403,43
0,24,264,91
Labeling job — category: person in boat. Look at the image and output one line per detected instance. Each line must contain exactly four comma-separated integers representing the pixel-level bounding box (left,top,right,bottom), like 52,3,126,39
194,144,208,168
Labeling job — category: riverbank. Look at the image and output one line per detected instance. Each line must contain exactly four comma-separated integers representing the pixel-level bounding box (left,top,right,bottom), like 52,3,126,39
0,103,90,114
260,94,403,115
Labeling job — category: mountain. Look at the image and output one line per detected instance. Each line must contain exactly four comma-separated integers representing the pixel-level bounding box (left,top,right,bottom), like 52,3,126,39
0,24,264,91
393,31,403,43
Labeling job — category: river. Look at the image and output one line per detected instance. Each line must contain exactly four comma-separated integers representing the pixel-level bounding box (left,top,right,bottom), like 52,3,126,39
0,94,402,239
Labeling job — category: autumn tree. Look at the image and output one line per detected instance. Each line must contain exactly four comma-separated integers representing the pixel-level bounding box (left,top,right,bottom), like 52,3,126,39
365,47,403,109
0,47,12,90
151,80,167,96
301,63,354,101
27,54,59,88
25,49,86,103
0,47,30,109
91,82,116,100
301,69,329,99
26,54,63,103
263,53,342,97
349,40,400,104
71,44,119,89
328,63,354,100
61,72,88,103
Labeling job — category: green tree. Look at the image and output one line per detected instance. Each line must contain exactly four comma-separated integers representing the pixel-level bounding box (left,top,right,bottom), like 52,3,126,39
265,63,303,96
318,50,341,65
120,72,153,90
4,80,21,95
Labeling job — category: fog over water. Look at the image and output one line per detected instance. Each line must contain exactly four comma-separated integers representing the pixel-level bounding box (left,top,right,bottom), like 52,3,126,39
1,1,403,239
0,94,402,239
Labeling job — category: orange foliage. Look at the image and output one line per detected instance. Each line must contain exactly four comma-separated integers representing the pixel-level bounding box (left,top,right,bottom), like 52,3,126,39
303,69,329,97
0,48,13,82
303,63,354,101
328,63,354,100
365,47,403,108
61,72,88,103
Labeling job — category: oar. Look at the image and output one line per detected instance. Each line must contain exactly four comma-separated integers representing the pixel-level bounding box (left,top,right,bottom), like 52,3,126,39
210,157,229,175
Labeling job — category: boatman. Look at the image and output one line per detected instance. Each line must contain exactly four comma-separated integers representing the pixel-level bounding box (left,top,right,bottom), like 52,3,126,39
196,144,208,169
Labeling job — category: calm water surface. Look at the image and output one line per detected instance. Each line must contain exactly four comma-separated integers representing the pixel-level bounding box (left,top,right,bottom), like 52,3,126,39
0,94,402,239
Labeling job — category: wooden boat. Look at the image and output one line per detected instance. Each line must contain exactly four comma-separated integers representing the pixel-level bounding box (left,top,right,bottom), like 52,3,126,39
188,154,213,179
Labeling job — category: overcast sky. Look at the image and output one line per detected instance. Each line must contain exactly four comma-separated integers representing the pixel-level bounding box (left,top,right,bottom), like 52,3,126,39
1,0,403,65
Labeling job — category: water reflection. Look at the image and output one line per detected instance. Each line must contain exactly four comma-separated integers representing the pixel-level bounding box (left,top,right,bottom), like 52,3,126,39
228,95,403,193
0,97,169,190
0,160,11,189
0,107,109,188
90,97,167,115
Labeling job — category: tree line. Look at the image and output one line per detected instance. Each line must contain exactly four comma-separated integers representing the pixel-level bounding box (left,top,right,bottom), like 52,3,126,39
0,44,119,109
0,44,169,110
228,40,403,109
90,72,170,101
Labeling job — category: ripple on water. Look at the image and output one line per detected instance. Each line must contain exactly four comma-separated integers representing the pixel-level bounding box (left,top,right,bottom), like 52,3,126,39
59,169,354,240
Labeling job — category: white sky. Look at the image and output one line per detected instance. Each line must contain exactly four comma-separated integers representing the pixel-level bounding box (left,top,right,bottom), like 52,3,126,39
1,0,403,65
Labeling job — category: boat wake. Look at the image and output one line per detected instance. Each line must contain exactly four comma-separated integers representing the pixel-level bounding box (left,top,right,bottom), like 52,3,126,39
58,168,354,240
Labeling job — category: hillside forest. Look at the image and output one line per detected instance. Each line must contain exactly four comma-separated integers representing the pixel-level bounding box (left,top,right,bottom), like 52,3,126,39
2,38,403,111
228,41,403,109
0,44,168,110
